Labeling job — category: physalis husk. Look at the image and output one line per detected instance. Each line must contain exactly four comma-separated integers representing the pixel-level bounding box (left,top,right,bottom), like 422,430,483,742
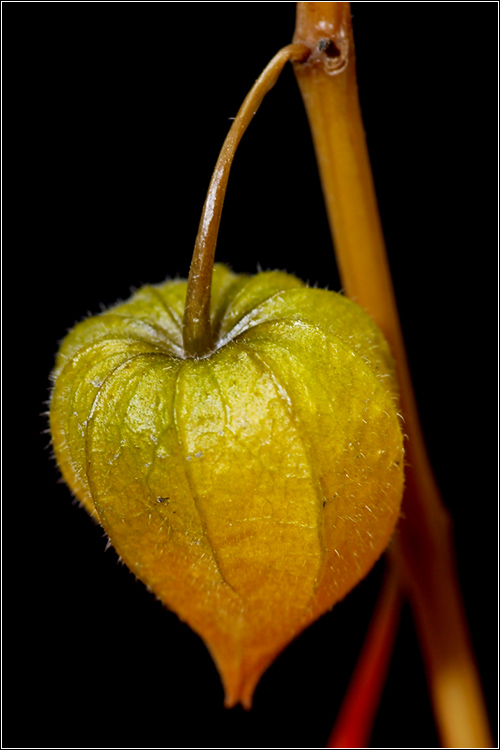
50,264,404,707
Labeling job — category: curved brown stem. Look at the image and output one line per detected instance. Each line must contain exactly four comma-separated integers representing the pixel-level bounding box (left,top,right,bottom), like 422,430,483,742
182,42,309,358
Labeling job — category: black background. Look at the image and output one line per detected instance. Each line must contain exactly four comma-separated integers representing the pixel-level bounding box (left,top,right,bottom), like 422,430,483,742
4,2,498,748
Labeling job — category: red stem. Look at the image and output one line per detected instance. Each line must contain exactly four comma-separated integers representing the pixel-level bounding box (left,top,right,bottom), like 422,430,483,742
326,567,402,748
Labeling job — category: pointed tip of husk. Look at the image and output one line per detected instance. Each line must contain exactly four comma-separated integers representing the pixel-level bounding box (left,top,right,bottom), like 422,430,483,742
210,642,277,710
222,673,259,711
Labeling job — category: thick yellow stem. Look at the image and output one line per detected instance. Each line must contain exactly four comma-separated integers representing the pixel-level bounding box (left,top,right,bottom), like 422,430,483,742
292,3,492,747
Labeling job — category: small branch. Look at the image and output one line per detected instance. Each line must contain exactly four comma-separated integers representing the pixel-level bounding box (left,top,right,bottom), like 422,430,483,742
292,3,493,747
182,42,309,358
326,564,402,748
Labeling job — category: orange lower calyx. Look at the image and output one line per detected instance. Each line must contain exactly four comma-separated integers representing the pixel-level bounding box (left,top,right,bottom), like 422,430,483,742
50,263,404,707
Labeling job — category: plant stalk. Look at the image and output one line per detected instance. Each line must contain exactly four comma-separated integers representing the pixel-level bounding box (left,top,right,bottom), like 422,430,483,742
326,565,402,748
292,3,493,747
